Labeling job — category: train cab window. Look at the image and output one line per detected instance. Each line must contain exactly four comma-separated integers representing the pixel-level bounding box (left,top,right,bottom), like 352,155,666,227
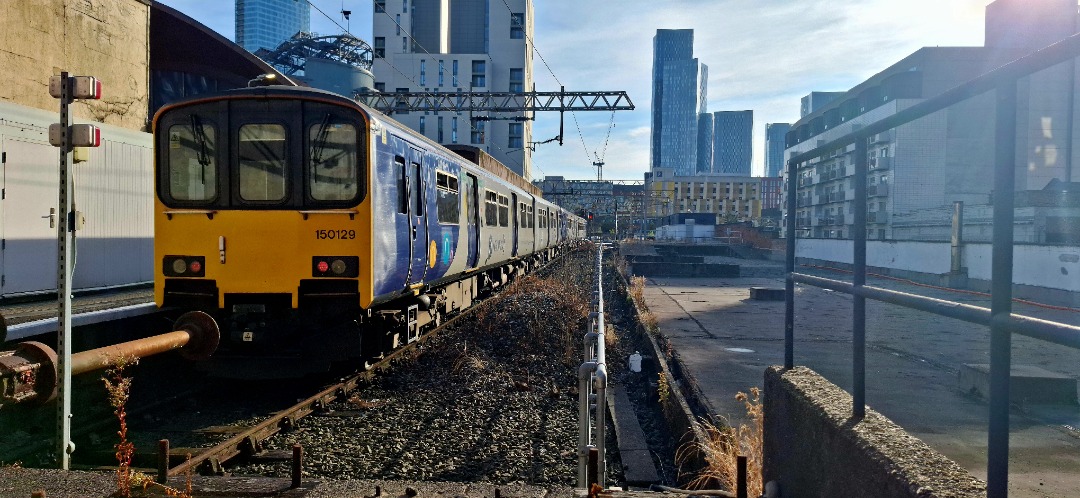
436,171,459,224
308,119,358,201
498,195,509,227
485,190,498,226
238,124,287,202
167,118,217,201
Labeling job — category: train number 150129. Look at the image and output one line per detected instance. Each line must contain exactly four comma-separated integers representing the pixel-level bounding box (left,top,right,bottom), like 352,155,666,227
315,229,356,240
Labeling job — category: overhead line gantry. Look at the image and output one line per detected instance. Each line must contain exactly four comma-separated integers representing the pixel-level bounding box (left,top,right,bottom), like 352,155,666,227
355,87,634,146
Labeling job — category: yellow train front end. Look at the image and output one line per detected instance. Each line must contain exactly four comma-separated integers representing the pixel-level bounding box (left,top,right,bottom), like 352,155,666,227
152,88,374,374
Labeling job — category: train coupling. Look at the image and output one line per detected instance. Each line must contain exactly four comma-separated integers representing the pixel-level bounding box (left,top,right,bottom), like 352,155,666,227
0,311,219,409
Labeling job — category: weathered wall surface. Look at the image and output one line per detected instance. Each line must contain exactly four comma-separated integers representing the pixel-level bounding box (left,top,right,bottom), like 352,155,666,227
763,366,985,498
0,0,150,131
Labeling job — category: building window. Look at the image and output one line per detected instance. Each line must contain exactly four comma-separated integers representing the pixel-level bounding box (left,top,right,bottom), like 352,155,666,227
471,60,486,87
438,60,444,87
402,0,407,13
395,14,401,35
437,116,444,143
375,0,385,13
420,60,426,85
374,37,385,58
471,120,485,144
452,60,459,86
402,37,408,52
508,122,523,149
374,82,385,92
451,117,458,144
509,68,523,93
510,13,525,39
419,116,425,135
394,88,409,114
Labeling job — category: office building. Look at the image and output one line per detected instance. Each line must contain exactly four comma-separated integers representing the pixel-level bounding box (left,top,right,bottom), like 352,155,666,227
235,0,310,54
783,0,1080,243
765,123,791,177
713,111,752,175
800,91,844,118
651,29,707,175
696,113,714,173
372,0,535,179
645,168,762,222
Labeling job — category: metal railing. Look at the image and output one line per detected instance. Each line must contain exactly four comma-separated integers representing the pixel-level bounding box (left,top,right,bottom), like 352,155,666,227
578,245,608,488
784,30,1080,498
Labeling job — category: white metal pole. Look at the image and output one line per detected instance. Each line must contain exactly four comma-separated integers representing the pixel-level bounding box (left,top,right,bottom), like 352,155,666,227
55,72,75,469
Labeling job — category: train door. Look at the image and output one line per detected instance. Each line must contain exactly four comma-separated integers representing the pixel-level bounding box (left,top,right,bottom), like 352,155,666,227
464,173,480,268
1,138,59,296
406,148,428,285
510,193,519,256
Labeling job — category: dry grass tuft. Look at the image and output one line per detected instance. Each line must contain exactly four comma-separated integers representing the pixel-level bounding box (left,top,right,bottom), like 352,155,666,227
677,388,763,497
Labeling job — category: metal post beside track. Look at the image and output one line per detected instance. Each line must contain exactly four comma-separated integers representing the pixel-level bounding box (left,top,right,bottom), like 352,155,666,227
577,246,608,489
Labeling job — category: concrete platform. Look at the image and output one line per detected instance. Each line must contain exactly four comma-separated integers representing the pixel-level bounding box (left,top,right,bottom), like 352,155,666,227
2,287,156,344
959,363,1079,405
634,262,1080,497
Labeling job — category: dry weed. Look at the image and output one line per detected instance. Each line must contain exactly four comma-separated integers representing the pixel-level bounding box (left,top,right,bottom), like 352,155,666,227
102,356,138,497
677,388,763,497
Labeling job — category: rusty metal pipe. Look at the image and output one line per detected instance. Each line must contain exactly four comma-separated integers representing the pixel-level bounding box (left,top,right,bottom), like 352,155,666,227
71,330,192,376
1,311,218,408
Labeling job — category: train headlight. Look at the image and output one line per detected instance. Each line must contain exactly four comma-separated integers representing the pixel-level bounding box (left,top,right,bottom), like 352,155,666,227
163,256,206,277
312,256,359,278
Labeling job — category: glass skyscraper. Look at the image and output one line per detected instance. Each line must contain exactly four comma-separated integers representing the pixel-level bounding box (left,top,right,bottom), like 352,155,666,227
235,0,311,54
651,29,706,175
713,111,753,175
765,123,791,177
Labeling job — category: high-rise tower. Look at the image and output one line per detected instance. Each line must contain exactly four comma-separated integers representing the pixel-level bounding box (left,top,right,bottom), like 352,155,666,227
765,123,791,177
713,110,752,176
650,29,706,176
372,0,534,179
235,0,311,54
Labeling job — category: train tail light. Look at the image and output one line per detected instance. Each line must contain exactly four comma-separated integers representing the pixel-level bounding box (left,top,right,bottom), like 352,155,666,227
312,256,359,277
163,256,206,277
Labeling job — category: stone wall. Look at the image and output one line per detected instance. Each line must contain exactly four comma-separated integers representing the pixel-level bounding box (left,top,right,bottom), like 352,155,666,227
0,0,150,131
763,366,985,498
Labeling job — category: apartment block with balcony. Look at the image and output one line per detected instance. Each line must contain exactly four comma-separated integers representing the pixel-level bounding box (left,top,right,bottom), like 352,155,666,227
372,0,534,179
783,0,1080,244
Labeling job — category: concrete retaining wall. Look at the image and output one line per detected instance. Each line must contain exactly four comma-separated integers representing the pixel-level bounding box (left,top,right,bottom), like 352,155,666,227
763,366,985,498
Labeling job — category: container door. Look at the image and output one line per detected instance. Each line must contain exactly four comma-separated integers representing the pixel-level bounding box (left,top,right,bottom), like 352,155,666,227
1,138,59,296
465,173,479,268
406,148,428,285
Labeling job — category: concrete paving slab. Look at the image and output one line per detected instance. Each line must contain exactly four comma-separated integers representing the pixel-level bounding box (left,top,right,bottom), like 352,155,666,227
609,386,659,486
637,266,1080,497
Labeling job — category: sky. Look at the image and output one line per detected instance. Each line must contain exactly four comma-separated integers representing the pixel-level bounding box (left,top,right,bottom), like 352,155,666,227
158,0,991,181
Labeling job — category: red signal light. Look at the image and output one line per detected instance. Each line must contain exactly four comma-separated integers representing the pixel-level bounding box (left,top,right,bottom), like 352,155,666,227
316,260,329,273
189,260,202,274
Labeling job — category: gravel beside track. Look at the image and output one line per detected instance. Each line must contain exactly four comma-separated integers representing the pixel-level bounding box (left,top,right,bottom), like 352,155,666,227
230,248,603,484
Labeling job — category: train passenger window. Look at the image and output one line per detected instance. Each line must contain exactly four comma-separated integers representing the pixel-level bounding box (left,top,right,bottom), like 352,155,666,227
308,119,357,201
484,190,498,226
538,209,546,229
167,119,217,201
396,156,408,213
498,195,509,227
527,205,534,228
238,124,286,202
436,171,459,224
519,202,527,228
